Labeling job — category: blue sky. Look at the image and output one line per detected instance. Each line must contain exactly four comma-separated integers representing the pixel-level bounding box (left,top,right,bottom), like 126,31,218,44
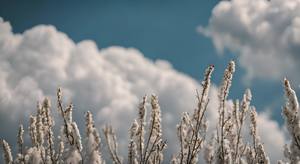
0,0,286,123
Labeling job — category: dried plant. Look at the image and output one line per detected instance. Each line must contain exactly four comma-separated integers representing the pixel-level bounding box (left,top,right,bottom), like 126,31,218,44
84,111,104,164
120,95,166,164
1,139,13,164
217,60,235,164
281,78,300,163
0,61,299,164
172,64,214,164
247,107,270,164
103,125,122,164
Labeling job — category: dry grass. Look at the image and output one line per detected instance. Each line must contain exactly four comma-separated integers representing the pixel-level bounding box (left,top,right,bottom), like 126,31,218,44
1,61,300,164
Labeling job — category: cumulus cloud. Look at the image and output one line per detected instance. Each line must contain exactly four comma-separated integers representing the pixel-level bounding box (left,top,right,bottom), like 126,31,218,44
0,17,285,161
200,0,300,83
257,113,286,162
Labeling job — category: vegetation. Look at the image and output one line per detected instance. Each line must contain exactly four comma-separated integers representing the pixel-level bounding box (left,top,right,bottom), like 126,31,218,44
1,61,300,164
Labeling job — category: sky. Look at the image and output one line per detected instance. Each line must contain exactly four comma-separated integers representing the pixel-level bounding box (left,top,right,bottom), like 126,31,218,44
0,0,299,162
0,0,288,120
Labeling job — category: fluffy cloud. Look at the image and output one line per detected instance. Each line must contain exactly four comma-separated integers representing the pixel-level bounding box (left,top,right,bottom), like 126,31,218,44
0,17,285,161
200,0,300,83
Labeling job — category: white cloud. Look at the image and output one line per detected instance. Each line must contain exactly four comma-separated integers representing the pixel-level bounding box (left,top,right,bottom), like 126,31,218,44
199,0,300,83
0,17,285,161
257,113,286,162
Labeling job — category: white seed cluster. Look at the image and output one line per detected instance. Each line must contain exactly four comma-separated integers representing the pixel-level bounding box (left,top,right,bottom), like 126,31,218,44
2,61,300,164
